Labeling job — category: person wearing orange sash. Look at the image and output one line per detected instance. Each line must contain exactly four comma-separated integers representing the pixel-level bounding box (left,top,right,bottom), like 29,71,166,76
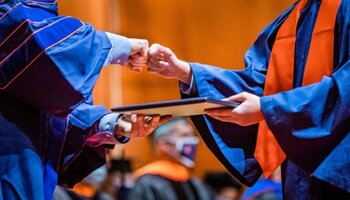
128,118,214,200
147,0,350,199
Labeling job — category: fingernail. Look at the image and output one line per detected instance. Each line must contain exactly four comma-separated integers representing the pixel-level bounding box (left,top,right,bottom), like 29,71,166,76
131,114,137,123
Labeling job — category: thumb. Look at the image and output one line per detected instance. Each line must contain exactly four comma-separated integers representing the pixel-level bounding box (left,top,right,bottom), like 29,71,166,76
232,103,245,114
223,92,248,102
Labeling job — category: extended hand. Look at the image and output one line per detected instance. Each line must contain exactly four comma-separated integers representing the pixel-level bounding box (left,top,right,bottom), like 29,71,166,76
148,44,192,84
126,39,149,72
204,92,264,126
115,114,171,137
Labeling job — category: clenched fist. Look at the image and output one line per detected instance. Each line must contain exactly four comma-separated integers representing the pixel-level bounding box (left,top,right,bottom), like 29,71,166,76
148,43,192,84
126,39,149,72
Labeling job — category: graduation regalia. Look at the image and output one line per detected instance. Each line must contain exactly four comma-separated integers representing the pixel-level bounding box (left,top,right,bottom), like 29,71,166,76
0,0,130,199
130,160,214,200
181,0,350,199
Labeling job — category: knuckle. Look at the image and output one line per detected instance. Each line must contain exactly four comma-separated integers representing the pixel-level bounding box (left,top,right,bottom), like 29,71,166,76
153,43,160,48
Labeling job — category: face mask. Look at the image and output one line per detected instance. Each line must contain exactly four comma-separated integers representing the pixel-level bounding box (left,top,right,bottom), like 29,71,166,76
164,136,199,168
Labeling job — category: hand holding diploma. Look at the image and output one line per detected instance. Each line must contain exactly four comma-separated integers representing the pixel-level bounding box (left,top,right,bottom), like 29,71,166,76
115,114,171,137
204,92,264,126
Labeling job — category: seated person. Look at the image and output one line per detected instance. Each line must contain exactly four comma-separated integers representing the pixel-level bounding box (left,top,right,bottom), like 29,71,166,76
102,158,134,200
54,165,113,200
128,117,214,200
204,171,242,200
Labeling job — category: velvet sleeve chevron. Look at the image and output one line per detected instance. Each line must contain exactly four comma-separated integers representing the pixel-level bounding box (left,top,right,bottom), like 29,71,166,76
0,1,116,115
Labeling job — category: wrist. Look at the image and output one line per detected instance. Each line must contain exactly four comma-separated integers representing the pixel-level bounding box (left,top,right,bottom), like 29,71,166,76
104,32,131,66
99,113,130,144
176,61,192,84
113,115,133,143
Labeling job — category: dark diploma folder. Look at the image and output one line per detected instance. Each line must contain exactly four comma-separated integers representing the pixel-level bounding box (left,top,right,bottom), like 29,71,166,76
111,97,240,116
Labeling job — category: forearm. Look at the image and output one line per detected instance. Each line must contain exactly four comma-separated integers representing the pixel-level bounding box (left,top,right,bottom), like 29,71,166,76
176,60,192,85
188,63,265,99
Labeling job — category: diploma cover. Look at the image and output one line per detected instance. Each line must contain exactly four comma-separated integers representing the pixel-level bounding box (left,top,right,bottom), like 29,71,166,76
111,97,239,116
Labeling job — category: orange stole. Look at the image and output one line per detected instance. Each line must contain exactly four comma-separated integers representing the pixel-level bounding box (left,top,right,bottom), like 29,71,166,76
254,0,341,178
134,160,191,182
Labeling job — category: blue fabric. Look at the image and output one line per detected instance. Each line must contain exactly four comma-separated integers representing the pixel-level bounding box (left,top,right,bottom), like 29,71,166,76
69,100,109,130
241,179,282,200
183,0,350,197
260,0,350,192
104,32,131,66
0,150,46,200
184,4,295,186
0,3,84,112
314,131,350,193
294,0,319,88
0,16,84,89
44,25,110,102
0,0,131,198
0,111,46,200
44,163,58,200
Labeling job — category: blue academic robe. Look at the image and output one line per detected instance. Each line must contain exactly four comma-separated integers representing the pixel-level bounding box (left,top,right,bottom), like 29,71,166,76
0,0,130,199
181,0,350,199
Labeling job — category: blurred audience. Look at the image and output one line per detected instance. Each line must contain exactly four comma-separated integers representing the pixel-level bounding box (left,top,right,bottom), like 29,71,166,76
128,117,215,200
241,168,282,200
102,159,134,200
54,165,113,200
204,171,242,200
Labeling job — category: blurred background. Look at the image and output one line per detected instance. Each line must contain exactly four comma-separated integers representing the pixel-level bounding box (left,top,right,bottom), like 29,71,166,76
58,0,294,184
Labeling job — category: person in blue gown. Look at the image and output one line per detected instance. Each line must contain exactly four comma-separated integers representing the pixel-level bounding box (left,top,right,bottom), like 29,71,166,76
147,0,350,199
0,0,166,199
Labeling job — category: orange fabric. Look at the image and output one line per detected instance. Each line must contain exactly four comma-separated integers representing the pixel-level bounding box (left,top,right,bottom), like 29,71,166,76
254,0,341,178
72,182,96,198
134,160,191,182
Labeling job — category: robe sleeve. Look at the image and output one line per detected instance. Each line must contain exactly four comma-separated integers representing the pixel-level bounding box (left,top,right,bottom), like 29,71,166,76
0,1,133,186
1,0,131,144
0,2,130,115
56,95,125,187
181,5,295,186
